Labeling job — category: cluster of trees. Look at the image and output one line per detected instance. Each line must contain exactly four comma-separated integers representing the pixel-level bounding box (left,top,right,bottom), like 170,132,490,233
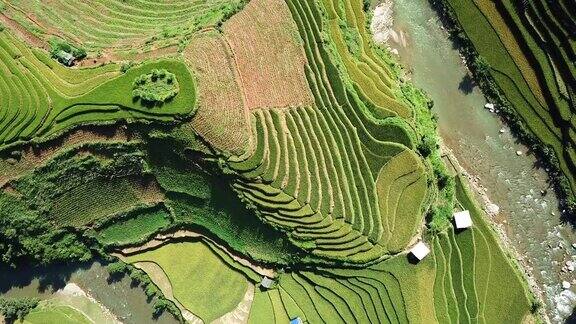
132,69,179,105
0,297,39,323
0,193,91,268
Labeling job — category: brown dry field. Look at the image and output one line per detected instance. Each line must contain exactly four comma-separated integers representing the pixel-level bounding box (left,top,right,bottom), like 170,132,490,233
184,31,251,155
223,0,313,111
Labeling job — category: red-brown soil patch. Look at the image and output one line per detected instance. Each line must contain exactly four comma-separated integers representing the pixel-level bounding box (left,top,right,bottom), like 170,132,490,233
184,31,251,155
223,0,313,111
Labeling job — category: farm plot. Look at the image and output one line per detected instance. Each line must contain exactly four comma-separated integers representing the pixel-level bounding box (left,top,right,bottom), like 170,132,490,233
0,28,196,150
226,0,427,264
247,176,532,323
321,0,411,118
125,241,249,323
184,31,250,155
222,0,314,111
1,0,245,53
49,176,164,227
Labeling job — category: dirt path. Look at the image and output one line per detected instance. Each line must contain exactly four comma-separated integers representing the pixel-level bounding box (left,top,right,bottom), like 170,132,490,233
118,230,275,278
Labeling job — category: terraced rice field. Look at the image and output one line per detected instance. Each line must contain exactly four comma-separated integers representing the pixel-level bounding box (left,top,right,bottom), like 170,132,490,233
1,0,245,52
222,0,314,111
248,176,532,323
0,27,196,150
0,0,538,321
184,31,250,155
438,0,576,204
227,0,427,264
321,0,411,118
125,241,249,323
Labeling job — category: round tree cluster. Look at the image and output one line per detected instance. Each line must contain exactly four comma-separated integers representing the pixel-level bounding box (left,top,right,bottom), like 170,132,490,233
132,69,179,105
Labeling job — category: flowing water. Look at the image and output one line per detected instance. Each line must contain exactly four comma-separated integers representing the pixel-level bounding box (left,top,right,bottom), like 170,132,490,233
0,261,178,324
387,0,576,321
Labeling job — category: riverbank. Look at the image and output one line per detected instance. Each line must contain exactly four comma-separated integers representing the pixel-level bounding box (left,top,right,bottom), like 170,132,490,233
378,0,576,320
54,283,121,323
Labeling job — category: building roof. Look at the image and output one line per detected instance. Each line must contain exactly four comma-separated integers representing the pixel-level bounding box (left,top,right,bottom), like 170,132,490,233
261,276,274,289
410,241,430,260
56,50,75,66
290,317,303,324
454,210,473,229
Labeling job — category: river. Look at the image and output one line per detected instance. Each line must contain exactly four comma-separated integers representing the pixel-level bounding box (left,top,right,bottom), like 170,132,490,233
384,0,576,321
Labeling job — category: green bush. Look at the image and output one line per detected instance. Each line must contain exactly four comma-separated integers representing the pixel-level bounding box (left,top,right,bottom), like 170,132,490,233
107,261,129,276
132,69,180,105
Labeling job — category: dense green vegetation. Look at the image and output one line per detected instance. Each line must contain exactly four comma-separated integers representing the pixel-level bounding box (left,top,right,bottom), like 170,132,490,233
432,0,576,215
132,69,179,105
0,297,40,322
96,205,172,246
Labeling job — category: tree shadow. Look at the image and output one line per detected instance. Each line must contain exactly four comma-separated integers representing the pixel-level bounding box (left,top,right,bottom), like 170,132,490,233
0,261,93,295
458,74,476,95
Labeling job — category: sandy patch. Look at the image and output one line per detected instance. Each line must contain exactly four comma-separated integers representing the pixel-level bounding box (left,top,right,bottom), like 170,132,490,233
370,0,394,45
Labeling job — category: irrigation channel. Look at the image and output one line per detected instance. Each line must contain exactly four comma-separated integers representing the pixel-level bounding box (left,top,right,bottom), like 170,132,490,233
0,261,178,324
383,0,576,321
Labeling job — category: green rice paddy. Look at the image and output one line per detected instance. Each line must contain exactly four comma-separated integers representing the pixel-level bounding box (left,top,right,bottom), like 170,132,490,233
125,241,249,323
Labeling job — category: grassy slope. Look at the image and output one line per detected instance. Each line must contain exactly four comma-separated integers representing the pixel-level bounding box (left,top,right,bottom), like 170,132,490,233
96,205,172,246
23,304,91,324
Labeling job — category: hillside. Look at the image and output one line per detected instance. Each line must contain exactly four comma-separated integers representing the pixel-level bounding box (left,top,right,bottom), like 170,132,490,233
0,0,538,323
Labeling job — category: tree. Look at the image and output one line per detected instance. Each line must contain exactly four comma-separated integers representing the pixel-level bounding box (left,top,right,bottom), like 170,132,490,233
473,56,491,78
107,261,128,276
152,299,170,318
0,297,39,323
417,135,437,158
